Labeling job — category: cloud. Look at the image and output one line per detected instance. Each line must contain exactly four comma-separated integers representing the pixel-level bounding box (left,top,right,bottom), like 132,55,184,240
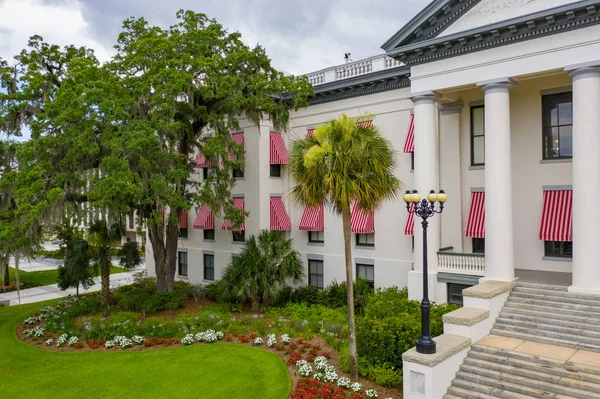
2,0,429,74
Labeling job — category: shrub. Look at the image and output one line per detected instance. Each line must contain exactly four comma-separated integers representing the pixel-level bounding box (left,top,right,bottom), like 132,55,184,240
364,363,403,387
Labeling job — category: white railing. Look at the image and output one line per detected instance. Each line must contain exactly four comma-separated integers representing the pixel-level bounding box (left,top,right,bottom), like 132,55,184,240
304,54,405,86
438,251,485,276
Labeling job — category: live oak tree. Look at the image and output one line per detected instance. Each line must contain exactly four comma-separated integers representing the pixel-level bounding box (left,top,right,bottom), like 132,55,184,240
289,114,401,380
91,10,312,292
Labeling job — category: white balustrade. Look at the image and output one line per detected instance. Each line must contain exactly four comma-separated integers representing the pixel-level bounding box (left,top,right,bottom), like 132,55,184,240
304,54,405,86
307,72,325,86
438,252,485,276
385,56,403,69
335,60,373,80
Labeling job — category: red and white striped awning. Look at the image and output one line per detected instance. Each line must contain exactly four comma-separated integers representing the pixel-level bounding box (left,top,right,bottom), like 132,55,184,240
179,210,188,229
193,205,215,230
355,120,373,128
196,147,211,168
404,203,414,235
270,132,289,165
222,197,246,231
306,129,315,138
299,203,324,231
270,196,292,231
351,202,375,233
228,132,244,162
540,190,572,241
404,114,415,153
466,192,485,238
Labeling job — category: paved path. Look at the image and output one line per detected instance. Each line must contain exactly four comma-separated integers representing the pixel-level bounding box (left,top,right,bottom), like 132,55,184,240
0,268,144,306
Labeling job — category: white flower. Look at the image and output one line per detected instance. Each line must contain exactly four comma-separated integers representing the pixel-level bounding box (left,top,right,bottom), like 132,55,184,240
323,365,338,383
23,316,41,325
337,377,351,389
45,339,54,346
313,373,324,381
314,356,328,371
365,389,378,398
267,334,277,347
68,336,79,346
105,340,116,348
181,334,195,345
195,330,219,343
296,360,312,378
216,331,224,340
350,382,362,392
132,335,144,345
57,334,68,347
254,337,263,345
281,334,291,344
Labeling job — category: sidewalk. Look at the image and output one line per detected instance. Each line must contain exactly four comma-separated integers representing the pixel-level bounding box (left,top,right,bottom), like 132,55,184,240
0,269,144,306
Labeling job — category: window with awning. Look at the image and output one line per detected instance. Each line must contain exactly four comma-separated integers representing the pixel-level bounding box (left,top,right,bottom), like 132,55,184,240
222,197,246,231
404,114,415,153
351,202,375,234
539,190,572,242
270,196,291,231
299,203,324,231
466,192,485,238
193,205,214,230
269,132,289,165
404,203,414,235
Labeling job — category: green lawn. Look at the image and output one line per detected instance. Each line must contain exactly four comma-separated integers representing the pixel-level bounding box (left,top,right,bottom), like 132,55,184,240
0,301,292,398
6,265,127,290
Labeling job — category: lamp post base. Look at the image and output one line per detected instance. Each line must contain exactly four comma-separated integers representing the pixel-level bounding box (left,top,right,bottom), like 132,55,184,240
416,338,436,354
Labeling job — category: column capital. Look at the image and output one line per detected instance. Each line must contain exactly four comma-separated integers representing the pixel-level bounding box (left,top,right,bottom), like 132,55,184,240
410,90,441,106
476,77,515,93
565,60,600,80
437,101,463,115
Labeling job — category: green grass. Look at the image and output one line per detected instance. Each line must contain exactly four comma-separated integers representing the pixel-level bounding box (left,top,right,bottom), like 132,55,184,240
0,301,292,398
5,265,128,291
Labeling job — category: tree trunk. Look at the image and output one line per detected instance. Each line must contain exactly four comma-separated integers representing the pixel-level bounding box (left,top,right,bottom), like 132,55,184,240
251,296,260,313
76,284,79,297
148,215,179,293
341,206,359,380
101,259,110,304
2,257,9,288
15,252,21,306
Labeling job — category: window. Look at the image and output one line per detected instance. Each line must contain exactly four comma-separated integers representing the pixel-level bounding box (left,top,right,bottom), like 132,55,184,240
410,152,414,171
545,241,572,258
233,168,244,178
472,238,485,254
412,236,415,252
308,230,324,243
356,233,375,247
447,283,470,306
128,214,134,229
203,229,215,241
356,263,374,286
471,105,485,166
542,92,573,159
203,167,214,179
233,230,245,243
308,260,324,289
179,227,188,239
270,164,281,177
178,251,188,277
204,254,215,281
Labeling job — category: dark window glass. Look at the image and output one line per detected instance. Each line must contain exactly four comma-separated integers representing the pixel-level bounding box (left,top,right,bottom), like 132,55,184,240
129,214,134,229
545,241,572,258
471,106,485,166
472,238,485,254
356,233,375,247
356,263,374,286
178,251,188,277
410,152,415,171
233,230,245,242
412,236,415,252
270,164,281,177
204,254,215,281
542,92,573,159
179,228,188,239
203,229,215,240
233,168,244,178
308,260,324,289
308,230,324,243
447,283,470,306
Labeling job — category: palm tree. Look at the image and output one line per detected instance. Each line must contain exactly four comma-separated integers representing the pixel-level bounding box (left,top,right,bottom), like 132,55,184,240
289,114,401,379
74,219,142,304
58,237,95,296
221,229,304,312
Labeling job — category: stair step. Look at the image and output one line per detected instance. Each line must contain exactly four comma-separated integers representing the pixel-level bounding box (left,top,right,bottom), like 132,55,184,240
489,328,589,351
510,290,600,307
515,282,568,291
462,358,562,385
513,285,600,301
499,310,600,331
446,386,494,399
506,296,600,314
503,301,600,320
455,371,557,398
491,323,600,347
494,317,600,340
470,344,567,368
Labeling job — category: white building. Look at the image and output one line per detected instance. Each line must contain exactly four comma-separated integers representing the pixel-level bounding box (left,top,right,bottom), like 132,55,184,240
147,0,600,305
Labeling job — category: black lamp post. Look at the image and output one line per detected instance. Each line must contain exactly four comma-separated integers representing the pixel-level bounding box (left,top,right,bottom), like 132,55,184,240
404,189,447,354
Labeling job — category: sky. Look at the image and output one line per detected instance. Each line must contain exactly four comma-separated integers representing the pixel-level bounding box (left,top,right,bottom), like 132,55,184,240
0,0,430,76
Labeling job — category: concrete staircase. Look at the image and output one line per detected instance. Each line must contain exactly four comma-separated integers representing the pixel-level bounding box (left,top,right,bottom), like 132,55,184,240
445,282,600,398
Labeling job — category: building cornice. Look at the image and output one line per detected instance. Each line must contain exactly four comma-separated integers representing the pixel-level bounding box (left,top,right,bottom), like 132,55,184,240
386,1,600,66
309,66,411,105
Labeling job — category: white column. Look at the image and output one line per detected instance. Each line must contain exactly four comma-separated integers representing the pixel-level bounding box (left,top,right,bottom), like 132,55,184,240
566,64,600,294
476,78,515,282
408,91,440,301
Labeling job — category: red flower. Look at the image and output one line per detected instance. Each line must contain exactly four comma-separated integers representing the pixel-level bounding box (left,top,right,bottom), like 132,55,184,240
225,335,233,342
287,351,302,365
249,333,258,340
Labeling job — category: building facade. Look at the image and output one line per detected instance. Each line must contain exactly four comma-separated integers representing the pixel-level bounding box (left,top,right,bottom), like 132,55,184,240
147,0,600,304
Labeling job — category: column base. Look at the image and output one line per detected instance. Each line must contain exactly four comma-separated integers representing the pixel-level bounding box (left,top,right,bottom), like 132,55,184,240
568,285,600,295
